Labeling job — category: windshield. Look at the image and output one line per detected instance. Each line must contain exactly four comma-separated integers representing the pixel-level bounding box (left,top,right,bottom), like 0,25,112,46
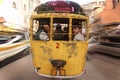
32,18,88,41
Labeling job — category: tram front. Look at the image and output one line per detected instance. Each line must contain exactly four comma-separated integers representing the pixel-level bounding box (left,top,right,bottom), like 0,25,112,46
30,0,89,79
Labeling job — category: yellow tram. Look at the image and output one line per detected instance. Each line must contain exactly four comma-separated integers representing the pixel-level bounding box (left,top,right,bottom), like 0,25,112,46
29,0,89,79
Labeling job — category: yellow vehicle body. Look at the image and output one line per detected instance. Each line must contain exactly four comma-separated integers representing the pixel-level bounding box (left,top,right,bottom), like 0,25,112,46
30,13,89,78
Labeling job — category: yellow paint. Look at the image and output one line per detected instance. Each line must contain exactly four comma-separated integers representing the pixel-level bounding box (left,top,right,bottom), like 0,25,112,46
30,12,89,76
31,41,88,76
31,13,88,19
0,41,29,51
0,24,18,32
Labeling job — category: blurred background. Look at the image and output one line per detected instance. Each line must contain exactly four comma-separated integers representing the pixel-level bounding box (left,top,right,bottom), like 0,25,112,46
0,0,120,80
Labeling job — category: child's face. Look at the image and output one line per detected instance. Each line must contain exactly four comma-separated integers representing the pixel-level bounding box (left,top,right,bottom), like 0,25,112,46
73,27,80,34
43,25,50,33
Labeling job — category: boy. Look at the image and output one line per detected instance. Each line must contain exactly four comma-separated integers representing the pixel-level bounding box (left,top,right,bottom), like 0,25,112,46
73,25,84,41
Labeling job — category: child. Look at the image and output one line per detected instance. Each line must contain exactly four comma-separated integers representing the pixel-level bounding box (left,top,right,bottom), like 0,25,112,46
73,25,84,41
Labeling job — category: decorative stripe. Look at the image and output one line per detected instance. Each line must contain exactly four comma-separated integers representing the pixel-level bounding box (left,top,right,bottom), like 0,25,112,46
0,41,29,51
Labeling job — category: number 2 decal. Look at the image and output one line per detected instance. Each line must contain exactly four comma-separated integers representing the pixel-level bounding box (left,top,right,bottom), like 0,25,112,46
56,43,60,48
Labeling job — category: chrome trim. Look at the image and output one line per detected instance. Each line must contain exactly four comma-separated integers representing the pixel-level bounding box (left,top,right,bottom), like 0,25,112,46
35,68,85,79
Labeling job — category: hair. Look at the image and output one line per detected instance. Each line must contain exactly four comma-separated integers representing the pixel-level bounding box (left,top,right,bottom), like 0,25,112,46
63,27,69,32
40,21,50,26
73,25,82,29
56,24,62,30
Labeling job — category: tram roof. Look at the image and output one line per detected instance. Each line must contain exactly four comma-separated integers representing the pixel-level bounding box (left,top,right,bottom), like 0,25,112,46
34,0,87,17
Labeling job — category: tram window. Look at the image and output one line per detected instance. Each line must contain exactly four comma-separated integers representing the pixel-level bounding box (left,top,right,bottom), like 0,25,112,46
53,18,69,41
33,18,50,41
72,19,87,41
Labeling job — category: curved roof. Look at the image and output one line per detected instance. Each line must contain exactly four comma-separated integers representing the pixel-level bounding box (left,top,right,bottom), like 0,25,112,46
34,0,85,15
